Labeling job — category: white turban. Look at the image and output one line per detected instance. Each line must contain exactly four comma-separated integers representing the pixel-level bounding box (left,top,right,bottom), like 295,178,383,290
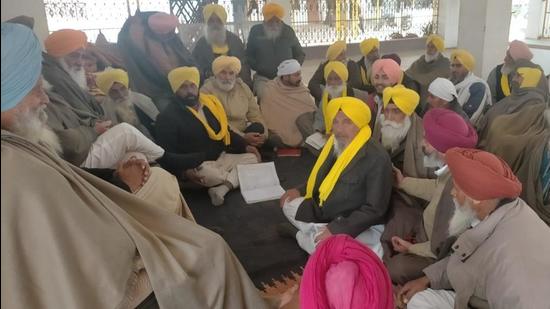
277,59,301,76
428,77,457,102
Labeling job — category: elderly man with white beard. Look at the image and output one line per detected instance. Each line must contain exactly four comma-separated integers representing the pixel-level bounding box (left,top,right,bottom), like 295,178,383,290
397,148,550,309
386,108,478,285
246,2,305,98
192,4,252,88
1,23,273,309
201,56,266,148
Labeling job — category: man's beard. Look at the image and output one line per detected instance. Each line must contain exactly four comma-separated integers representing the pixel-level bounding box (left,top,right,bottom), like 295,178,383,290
176,94,199,107
450,72,468,85
380,115,411,152
60,58,88,90
424,52,439,63
448,198,478,236
11,106,63,155
215,76,236,92
501,63,514,75
263,23,282,40
326,84,344,99
112,96,139,126
205,25,227,46
423,150,445,168
333,137,348,157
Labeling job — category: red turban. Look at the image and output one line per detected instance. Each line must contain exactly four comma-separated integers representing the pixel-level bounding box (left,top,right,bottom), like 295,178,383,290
44,29,87,58
423,108,477,153
300,235,393,309
446,148,522,200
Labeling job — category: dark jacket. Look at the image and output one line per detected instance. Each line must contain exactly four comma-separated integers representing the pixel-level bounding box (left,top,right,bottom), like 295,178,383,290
192,30,253,88
296,139,393,237
155,98,247,176
308,60,363,103
356,56,376,93
246,23,305,79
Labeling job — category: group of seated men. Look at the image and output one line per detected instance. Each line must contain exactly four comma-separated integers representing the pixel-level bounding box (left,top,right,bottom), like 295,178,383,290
2,2,550,308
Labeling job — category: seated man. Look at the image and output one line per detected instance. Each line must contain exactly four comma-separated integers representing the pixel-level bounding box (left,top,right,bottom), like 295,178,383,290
356,38,380,93
156,66,259,206
261,59,317,147
96,68,159,139
118,11,196,111
477,59,549,222
449,49,492,125
308,40,361,103
381,53,421,99
365,58,404,124
201,56,266,148
312,61,357,133
387,108,478,285
278,97,392,256
193,4,252,88
398,148,550,309
426,77,468,120
405,34,451,107
43,29,105,116
1,22,269,309
246,3,305,98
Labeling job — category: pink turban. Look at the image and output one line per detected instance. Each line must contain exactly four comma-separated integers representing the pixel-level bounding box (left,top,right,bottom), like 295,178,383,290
148,12,179,35
423,108,478,153
446,148,522,201
372,59,401,85
300,235,393,309
508,40,533,61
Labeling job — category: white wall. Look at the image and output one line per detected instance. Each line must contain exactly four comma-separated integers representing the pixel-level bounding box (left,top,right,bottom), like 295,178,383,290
458,0,513,79
1,0,49,43
438,0,460,48
525,0,544,39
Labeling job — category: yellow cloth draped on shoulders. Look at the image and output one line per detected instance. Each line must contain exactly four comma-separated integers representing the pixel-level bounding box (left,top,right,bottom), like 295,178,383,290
187,93,231,145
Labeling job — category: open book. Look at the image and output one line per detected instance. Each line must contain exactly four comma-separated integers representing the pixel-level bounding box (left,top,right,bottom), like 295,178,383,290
305,132,327,150
237,162,285,204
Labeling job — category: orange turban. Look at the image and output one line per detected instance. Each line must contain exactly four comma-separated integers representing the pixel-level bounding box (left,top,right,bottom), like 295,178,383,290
262,3,285,20
372,59,401,85
44,29,87,58
446,148,522,201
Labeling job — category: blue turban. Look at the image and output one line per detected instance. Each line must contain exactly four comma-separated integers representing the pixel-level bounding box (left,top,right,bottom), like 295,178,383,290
1,23,43,112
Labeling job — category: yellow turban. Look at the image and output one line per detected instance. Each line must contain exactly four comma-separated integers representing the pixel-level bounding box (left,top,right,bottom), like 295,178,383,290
203,4,227,24
516,67,542,88
360,38,380,56
326,40,347,61
262,3,285,21
95,68,129,95
324,61,349,82
426,34,444,52
451,49,475,72
382,85,419,116
168,66,200,93
306,97,372,206
45,29,87,58
212,56,242,75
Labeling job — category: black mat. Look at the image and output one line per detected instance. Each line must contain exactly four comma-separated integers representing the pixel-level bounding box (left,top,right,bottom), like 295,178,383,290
184,151,316,288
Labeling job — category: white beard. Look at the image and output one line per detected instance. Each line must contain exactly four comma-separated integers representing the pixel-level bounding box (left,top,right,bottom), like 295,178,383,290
205,25,227,46
448,198,478,236
332,138,347,158
60,58,88,90
11,105,63,155
424,52,439,63
112,97,139,127
263,23,282,40
500,63,514,75
215,76,236,92
380,115,411,152
326,85,344,100
423,151,445,168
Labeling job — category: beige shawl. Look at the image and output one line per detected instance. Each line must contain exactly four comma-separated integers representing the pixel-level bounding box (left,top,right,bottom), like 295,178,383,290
260,78,317,147
1,131,269,309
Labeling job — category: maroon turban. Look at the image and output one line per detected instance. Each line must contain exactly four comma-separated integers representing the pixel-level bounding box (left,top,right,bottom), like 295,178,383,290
423,108,478,153
300,235,393,309
446,148,522,200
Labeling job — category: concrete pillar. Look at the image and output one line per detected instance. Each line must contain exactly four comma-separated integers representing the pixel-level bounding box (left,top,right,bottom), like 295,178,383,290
437,0,460,48
457,0,513,79
1,0,49,43
525,0,544,39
